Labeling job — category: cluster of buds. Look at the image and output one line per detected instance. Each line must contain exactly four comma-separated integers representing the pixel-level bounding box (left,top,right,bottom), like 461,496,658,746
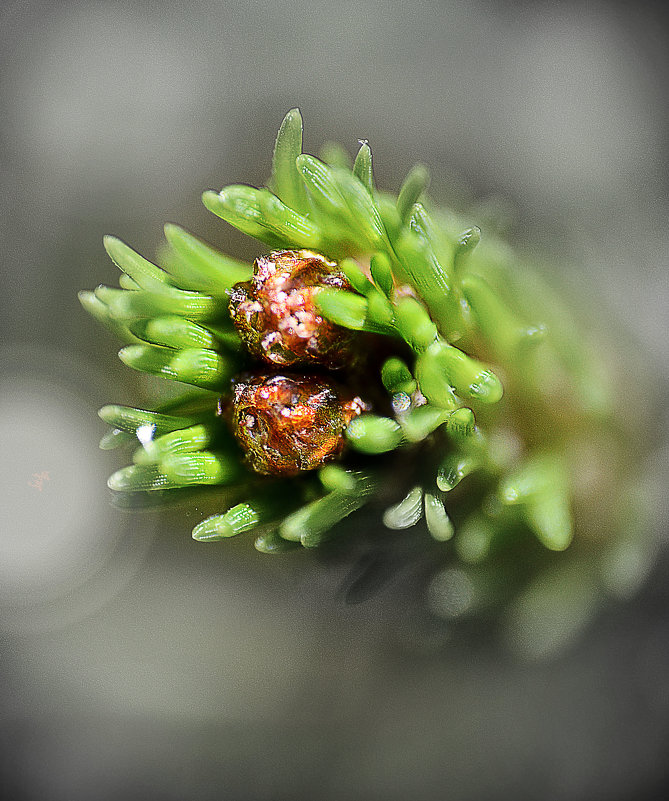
83,109,653,656
225,250,366,475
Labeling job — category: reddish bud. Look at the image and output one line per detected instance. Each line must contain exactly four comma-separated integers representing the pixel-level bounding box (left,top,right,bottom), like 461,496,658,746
222,371,367,476
229,250,355,369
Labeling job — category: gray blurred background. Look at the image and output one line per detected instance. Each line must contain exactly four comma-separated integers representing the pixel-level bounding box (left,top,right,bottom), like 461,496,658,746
1,1,668,799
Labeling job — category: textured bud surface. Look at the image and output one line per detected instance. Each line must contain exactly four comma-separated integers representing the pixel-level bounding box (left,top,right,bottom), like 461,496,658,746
229,250,355,369
222,371,366,476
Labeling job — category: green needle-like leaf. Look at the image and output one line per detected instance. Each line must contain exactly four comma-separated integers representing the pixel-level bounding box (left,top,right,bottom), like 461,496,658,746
381,357,416,395
369,252,394,297
160,451,240,486
333,167,385,245
427,340,503,404
99,428,134,450
280,473,376,547
202,187,285,248
132,423,215,465
130,316,220,350
78,290,139,343
254,530,301,554
346,414,403,454
437,452,481,491
395,296,438,352
455,226,481,261
396,164,430,224
318,465,360,494
118,274,140,290
365,290,395,328
192,494,277,542
414,347,459,410
259,191,322,248
462,274,546,360
118,344,236,389
526,492,573,551
393,230,455,334
383,486,424,529
400,405,449,442
499,452,563,505
352,140,374,195
107,463,187,492
499,453,573,550
425,492,455,541
338,258,375,295
270,108,308,214
446,407,476,438
103,236,172,290
95,284,225,322
315,287,368,329
296,155,384,250
296,153,348,212
163,224,251,292
194,502,261,540
98,405,199,436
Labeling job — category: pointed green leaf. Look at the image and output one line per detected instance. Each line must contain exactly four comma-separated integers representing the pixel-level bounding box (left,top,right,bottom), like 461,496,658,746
163,224,251,292
98,404,198,436
383,486,423,530
526,493,573,551
270,108,308,213
395,296,438,352
254,529,301,554
95,284,225,322
280,473,376,547
397,164,430,224
259,191,322,248
78,290,139,343
369,252,394,297
455,226,481,259
338,258,375,295
436,452,481,491
352,140,374,195
108,463,185,492
346,414,402,454
103,236,172,290
160,451,240,486
381,357,416,395
318,465,360,494
133,423,215,465
118,344,236,389
130,316,219,350
426,340,503,404
400,405,449,442
414,346,459,410
315,287,368,330
202,187,284,248
461,274,546,360
425,493,455,541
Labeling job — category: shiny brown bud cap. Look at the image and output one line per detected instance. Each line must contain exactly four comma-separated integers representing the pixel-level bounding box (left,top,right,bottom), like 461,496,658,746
222,370,367,476
229,250,356,369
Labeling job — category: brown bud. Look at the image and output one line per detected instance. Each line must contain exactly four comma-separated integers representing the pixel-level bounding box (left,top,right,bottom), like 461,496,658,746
229,250,355,369
221,371,367,476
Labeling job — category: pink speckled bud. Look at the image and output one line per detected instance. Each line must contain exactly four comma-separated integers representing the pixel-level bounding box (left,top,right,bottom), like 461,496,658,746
228,250,355,369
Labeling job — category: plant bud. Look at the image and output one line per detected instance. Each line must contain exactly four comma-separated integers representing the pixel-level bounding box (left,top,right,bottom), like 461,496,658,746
221,371,367,476
229,250,355,369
